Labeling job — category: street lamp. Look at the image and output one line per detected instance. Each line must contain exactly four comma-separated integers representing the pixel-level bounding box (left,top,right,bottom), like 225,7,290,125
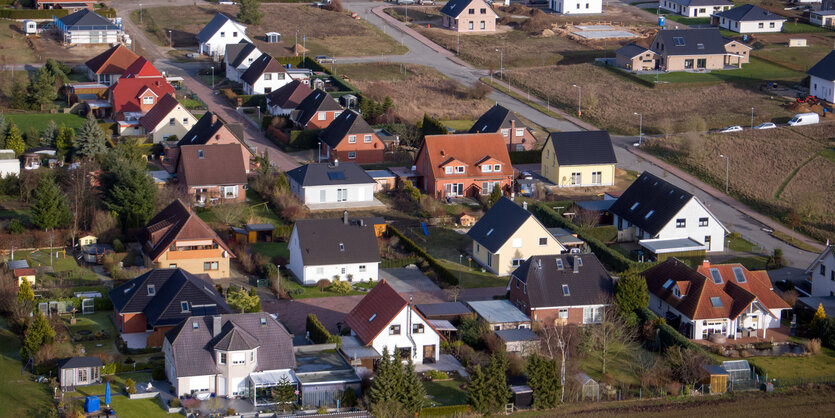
751,107,755,129
496,48,503,80
211,66,214,89
139,3,143,24
572,84,581,117
719,154,729,193
634,112,643,145
168,30,172,47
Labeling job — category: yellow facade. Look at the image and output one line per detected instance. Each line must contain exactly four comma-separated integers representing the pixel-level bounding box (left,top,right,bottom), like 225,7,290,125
16,275,36,287
541,140,616,187
155,248,230,279
472,217,566,276
149,105,198,143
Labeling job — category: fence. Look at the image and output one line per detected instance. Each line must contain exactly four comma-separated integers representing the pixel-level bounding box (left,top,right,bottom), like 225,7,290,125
380,256,420,269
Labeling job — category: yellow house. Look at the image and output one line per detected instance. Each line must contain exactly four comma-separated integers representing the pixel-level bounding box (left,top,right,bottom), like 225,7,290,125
13,268,36,287
541,131,617,188
467,197,566,276
139,93,199,143
78,234,97,247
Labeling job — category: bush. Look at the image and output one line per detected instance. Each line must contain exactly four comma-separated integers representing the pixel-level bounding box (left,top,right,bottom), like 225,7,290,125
424,370,449,381
7,218,24,234
805,338,822,355
169,398,181,408
124,378,136,394
819,318,835,349
328,280,353,294
323,0,343,12
111,238,125,253
316,279,331,292
465,81,492,100
306,314,332,344
226,408,236,416
317,406,328,414
340,387,358,407
152,365,165,381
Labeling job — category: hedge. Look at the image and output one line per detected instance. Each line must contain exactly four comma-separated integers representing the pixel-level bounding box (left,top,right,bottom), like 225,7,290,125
509,150,541,164
420,405,470,416
306,313,341,347
0,9,68,19
388,226,459,286
288,129,321,149
636,308,713,358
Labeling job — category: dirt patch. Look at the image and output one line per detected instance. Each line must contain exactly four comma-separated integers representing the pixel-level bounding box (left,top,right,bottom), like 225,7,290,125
780,156,835,223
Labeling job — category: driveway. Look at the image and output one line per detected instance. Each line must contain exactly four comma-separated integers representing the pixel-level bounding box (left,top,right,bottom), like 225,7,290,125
381,268,442,293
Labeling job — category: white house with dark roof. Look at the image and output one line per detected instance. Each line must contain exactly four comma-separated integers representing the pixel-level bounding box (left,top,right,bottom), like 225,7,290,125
659,0,732,17
163,313,296,404
196,13,251,58
0,149,20,178
549,0,602,15
287,214,381,285
224,40,262,83
241,53,290,95
808,51,835,103
806,246,835,297
810,10,835,28
609,171,728,257
286,161,378,210
711,4,785,33
469,104,537,151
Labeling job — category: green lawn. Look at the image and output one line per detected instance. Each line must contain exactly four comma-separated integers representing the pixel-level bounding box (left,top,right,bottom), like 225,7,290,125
782,22,831,33
645,9,710,25
438,259,508,289
725,256,768,271
282,277,376,299
726,234,758,252
64,311,118,356
583,225,618,243
0,318,55,417
581,345,643,386
6,113,86,133
754,43,835,72
440,120,474,133
423,377,468,407
745,347,835,381
110,395,170,418
636,57,806,85
12,249,99,283
251,242,289,261
245,188,285,225
63,372,154,398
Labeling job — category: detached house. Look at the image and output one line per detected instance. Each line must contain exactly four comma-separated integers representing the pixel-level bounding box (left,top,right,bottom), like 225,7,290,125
197,13,251,58
176,112,252,174
241,53,290,95
163,313,296,402
287,213,381,285
610,171,728,258
615,43,660,72
55,9,121,45
467,197,566,276
616,28,751,72
643,259,790,340
344,280,442,364
469,104,537,151
108,57,175,133
318,110,385,164
440,0,499,33
806,246,835,297
141,199,236,279
177,144,247,205
549,0,603,15
808,51,835,103
139,93,198,143
290,89,343,130
659,0,732,18
415,133,513,199
58,357,102,390
711,4,785,33
540,130,617,188
109,268,232,347
286,161,377,209
85,44,140,86
266,80,312,116
224,40,262,84
509,254,614,326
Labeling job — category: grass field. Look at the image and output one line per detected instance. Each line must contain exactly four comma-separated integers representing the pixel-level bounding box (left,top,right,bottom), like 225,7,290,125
0,318,55,417
0,22,37,64
753,43,834,72
635,58,806,85
251,242,289,261
64,311,118,356
110,396,169,418
745,347,835,381
6,113,86,133
423,377,468,406
441,119,475,132
282,277,375,299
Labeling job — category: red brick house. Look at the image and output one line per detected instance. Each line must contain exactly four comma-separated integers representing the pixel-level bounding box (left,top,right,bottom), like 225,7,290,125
177,144,247,205
469,104,537,151
318,110,385,164
415,133,513,198
289,88,343,130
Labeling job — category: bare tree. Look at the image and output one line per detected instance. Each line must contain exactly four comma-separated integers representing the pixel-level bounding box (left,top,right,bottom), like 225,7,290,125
63,159,99,244
573,205,598,230
213,203,246,226
580,305,638,376
444,285,462,302
540,323,577,403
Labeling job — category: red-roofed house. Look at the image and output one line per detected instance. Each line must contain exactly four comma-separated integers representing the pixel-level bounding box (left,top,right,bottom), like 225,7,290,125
177,144,247,205
642,259,790,340
139,93,198,142
13,268,36,288
343,280,442,364
108,58,175,133
85,44,140,86
415,133,514,199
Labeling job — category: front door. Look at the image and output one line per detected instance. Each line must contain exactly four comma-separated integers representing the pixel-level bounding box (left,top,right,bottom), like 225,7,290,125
423,345,436,364
217,376,226,396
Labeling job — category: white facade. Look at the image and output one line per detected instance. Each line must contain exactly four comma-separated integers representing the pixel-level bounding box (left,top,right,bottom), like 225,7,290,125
549,0,602,14
364,305,441,365
0,151,20,178
649,293,781,340
225,48,262,83
200,20,251,58
810,75,835,103
660,0,731,17
63,29,120,45
288,181,375,205
810,11,835,27
808,248,835,297
615,197,727,252
287,228,380,286
715,16,784,33
243,72,291,95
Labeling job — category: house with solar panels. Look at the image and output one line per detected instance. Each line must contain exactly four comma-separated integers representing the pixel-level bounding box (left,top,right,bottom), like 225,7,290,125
286,161,378,210
642,259,790,340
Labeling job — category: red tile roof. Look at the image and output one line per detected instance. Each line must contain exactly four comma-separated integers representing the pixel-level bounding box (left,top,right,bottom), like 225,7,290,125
109,76,174,115
85,44,140,75
122,57,163,78
13,268,36,277
418,133,513,180
142,199,234,262
344,280,408,344
140,93,181,132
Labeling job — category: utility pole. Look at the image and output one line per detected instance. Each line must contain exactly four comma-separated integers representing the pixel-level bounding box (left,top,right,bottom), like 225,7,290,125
751,107,754,129
719,154,729,193
573,84,582,116
140,3,143,24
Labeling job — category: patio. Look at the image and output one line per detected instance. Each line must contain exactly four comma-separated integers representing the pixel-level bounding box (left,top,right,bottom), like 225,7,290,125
415,354,468,378
695,326,792,348
119,332,149,349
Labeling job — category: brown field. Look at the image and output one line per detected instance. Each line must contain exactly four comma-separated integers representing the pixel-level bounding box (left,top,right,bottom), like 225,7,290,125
132,4,406,57
752,32,835,72
0,23,35,64
644,124,835,243
502,63,796,135
335,63,492,123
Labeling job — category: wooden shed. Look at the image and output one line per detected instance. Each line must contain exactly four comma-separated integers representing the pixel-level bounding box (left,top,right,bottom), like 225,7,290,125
459,213,476,227
702,364,728,394
233,223,275,244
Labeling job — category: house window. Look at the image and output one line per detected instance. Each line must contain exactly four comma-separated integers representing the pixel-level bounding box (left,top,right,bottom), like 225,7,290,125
558,309,568,319
198,149,204,159
337,188,347,202
364,134,372,143
183,118,189,125
539,237,548,246
147,285,155,296
220,32,225,38
316,267,324,274
501,129,509,137
758,22,764,28
317,112,326,120
264,87,272,94
830,271,834,281
705,236,711,250
169,264,177,268
684,59,694,69
480,8,486,13
481,165,492,173
413,324,425,334
233,31,238,37
515,128,524,137
493,164,501,172
512,238,522,248
769,22,775,28
222,185,238,198
143,96,154,105
699,217,709,227
219,353,226,364
821,265,827,276
481,181,499,195
181,301,189,312
169,118,175,126
469,8,475,14
341,267,347,275
591,171,602,184
562,284,570,296
359,265,366,272
454,166,465,173
676,218,686,228
445,166,453,174
697,59,706,69
480,21,485,30
348,135,356,143
398,347,411,359
204,261,219,271
512,258,524,267
583,306,604,324
277,73,285,80
571,172,581,185
469,21,473,30
264,73,272,81
348,152,356,159
389,325,401,335
78,369,88,383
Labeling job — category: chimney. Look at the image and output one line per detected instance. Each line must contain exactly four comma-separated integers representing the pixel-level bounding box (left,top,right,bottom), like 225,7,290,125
211,113,218,125
334,159,339,167
212,315,222,338
359,219,365,227
523,201,528,211
573,255,580,274
702,260,710,268
343,210,349,225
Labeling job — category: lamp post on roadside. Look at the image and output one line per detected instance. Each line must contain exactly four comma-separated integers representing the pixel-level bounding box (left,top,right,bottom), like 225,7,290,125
572,84,581,116
211,66,214,89
634,112,643,146
168,30,172,47
719,154,729,193
495,48,503,80
751,107,754,129
139,4,143,24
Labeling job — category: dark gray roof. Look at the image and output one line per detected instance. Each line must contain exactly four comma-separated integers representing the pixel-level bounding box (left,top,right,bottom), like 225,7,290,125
109,268,232,327
441,0,486,18
495,328,540,342
415,302,472,318
59,9,118,29
246,223,275,232
228,40,260,68
808,50,835,80
467,300,531,324
241,53,286,86
286,162,376,187
467,197,533,253
266,80,312,110
512,254,614,309
293,89,342,127
58,356,102,370
713,4,785,21
651,28,728,56
197,13,236,43
165,313,295,377
608,171,693,236
318,110,374,148
547,130,617,166
468,104,527,134
178,112,224,146
616,43,651,58
293,218,381,266
666,0,732,6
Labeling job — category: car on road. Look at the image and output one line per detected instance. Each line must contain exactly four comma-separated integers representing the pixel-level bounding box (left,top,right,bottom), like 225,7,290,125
314,55,335,63
753,122,777,130
719,125,743,133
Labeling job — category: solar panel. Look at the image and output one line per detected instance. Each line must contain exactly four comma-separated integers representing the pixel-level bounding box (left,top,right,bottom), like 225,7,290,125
327,171,346,180
556,259,564,270
710,297,723,307
710,268,723,284
562,285,570,296
732,267,746,283
663,279,674,289
673,37,685,46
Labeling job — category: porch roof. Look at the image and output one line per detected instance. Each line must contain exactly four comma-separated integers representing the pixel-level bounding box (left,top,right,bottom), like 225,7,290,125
639,237,707,254
249,369,297,387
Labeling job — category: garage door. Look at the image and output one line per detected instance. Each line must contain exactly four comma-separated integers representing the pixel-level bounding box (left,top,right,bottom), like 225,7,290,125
189,376,211,393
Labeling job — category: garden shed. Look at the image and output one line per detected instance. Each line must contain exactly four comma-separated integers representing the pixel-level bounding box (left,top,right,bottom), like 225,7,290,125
701,364,729,394
574,373,599,401
721,360,752,385
510,385,532,409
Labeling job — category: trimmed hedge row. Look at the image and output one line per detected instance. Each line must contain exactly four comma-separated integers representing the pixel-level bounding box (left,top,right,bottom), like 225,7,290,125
388,226,459,286
420,405,470,416
0,9,68,19
306,313,341,347
288,129,320,149
509,150,541,164
636,308,713,358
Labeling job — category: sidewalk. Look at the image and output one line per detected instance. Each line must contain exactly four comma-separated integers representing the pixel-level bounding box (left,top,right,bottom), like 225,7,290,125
371,5,472,68
487,77,596,131
628,147,825,253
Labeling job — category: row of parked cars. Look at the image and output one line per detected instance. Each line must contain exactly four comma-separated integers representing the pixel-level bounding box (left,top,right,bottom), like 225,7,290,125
719,112,821,133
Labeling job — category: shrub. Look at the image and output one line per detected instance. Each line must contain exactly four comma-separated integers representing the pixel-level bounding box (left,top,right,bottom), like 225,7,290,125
169,398,180,408
805,338,822,355
328,280,353,294
226,408,236,416
7,218,24,234
317,405,328,414
124,378,136,394
152,365,165,381
465,81,492,100
341,387,358,407
424,370,449,381
323,0,343,12
111,238,125,253
316,279,331,292
306,314,332,344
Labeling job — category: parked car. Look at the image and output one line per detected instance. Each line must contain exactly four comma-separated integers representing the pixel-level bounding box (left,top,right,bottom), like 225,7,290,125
397,0,416,4
418,0,435,4
314,55,335,64
787,112,819,127
719,125,743,133
753,122,777,130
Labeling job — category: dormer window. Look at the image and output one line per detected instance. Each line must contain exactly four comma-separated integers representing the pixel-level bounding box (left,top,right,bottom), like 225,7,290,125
147,285,155,296
445,166,453,174
493,164,501,172
143,96,154,105
181,301,189,312
454,166,465,174
192,321,199,330
482,165,492,173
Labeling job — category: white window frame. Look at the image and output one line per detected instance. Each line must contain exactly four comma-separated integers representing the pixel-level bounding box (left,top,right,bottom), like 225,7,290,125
445,166,453,174
363,134,372,143
515,128,524,137
348,151,356,159
454,166,465,174
317,112,326,121
493,164,501,172
348,135,356,143
143,96,154,105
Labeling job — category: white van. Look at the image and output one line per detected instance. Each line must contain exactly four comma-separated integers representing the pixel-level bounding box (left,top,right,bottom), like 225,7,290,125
787,112,820,126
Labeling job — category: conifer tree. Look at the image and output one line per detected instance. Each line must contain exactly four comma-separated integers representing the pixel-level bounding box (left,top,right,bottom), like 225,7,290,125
31,174,72,230
5,121,25,156
400,357,425,414
42,120,58,147
21,311,55,360
55,125,74,157
526,353,560,409
73,113,108,158
467,365,490,414
486,350,511,411
367,347,400,405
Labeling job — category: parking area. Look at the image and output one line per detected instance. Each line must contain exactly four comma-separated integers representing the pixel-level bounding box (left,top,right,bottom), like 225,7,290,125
380,268,442,293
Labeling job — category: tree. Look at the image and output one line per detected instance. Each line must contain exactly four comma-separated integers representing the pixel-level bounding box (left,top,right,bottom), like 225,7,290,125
811,303,827,334
9,81,29,110
614,270,650,326
489,185,502,207
0,112,6,148
541,325,576,403
73,113,108,158
28,66,57,111
21,312,55,361
24,127,40,149
17,280,35,304
400,357,425,414
237,0,263,24
31,174,72,230
64,159,100,242
367,347,402,406
485,350,510,411
443,285,462,302
665,346,708,388
459,313,489,348
271,375,297,413
103,162,156,228
226,287,261,313
526,354,560,409
368,399,407,418
55,125,74,157
580,307,637,376
421,114,447,137
467,365,490,414
5,121,25,156
42,120,58,147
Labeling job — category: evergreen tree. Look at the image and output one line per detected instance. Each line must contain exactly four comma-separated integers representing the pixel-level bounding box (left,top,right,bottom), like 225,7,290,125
526,354,560,409
17,279,35,304
614,270,650,326
31,174,72,230
421,114,446,137
29,66,57,111
237,0,263,25
367,348,401,405
489,185,502,207
5,121,25,156
0,112,6,147
9,81,29,110
55,125,74,157
42,120,58,147
24,126,40,149
486,349,511,411
400,357,425,414
73,113,108,158
104,165,156,228
21,311,55,361
271,375,297,413
467,365,490,414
